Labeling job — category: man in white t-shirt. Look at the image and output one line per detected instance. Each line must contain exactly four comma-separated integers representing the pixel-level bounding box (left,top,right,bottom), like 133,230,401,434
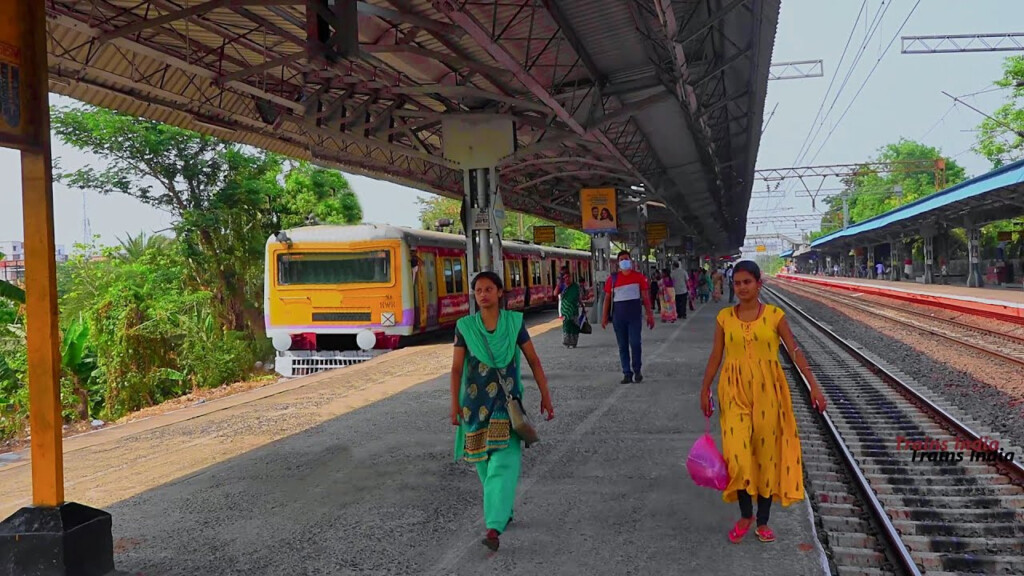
670,261,688,320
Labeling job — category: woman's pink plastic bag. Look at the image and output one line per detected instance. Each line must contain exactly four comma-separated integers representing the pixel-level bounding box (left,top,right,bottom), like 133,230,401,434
687,418,729,490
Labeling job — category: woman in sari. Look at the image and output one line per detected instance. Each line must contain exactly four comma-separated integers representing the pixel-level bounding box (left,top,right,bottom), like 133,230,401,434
659,267,677,323
712,268,724,303
451,271,556,551
556,269,582,348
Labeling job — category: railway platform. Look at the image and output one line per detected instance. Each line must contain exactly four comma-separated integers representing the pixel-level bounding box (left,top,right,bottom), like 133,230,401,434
0,303,828,576
776,273,1024,323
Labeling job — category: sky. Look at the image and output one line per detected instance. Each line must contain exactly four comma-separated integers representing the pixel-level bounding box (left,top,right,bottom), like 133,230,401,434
0,0,1020,252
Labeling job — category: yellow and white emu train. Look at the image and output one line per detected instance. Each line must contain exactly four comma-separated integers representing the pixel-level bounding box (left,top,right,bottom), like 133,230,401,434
265,224,593,376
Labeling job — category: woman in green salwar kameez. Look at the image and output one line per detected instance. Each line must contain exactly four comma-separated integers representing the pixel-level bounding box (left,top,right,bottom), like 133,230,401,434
555,269,581,348
451,271,555,552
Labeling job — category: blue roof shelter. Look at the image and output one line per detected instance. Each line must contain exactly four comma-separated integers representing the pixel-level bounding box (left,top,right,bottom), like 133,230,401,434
810,158,1024,249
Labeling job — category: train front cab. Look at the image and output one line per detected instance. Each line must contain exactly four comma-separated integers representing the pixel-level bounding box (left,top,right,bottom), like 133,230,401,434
266,237,412,353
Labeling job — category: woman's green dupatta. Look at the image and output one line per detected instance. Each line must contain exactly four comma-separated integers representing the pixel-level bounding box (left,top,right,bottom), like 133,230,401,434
453,310,524,462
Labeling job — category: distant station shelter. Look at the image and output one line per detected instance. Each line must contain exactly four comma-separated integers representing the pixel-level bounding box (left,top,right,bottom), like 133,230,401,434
808,158,1024,289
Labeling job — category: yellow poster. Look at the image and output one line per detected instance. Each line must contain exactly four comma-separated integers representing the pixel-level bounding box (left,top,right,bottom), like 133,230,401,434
580,188,617,233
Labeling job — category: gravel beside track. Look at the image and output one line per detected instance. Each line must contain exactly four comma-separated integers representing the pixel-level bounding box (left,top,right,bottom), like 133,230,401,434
767,279,1024,453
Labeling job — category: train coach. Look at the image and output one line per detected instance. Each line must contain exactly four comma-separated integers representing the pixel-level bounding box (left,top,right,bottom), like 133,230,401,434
265,224,593,376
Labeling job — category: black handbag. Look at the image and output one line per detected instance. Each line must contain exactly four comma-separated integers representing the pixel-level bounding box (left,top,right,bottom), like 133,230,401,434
475,326,540,447
578,305,592,334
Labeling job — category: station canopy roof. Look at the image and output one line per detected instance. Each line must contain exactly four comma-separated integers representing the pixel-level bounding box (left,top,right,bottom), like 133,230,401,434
45,0,781,253
810,157,1024,249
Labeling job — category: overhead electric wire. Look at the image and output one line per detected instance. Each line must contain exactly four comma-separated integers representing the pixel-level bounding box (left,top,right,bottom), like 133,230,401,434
789,0,868,167
806,0,923,165
796,0,891,167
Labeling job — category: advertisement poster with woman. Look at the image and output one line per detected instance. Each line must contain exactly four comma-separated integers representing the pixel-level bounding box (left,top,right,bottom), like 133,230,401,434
580,188,618,234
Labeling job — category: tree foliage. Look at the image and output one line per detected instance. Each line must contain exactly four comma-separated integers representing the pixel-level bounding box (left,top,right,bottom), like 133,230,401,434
808,139,967,240
416,196,591,250
0,104,366,440
51,105,361,336
975,56,1024,168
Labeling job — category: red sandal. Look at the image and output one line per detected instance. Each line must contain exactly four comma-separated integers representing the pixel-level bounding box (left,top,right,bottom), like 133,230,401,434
756,525,776,543
728,519,753,543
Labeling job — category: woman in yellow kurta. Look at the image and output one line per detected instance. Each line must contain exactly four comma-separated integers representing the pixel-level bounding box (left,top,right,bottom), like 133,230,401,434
699,260,827,543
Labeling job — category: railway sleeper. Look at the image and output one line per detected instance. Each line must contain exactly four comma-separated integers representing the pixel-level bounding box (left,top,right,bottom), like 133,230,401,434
872,492,1024,509
829,546,889,569
826,531,882,550
869,482,1022,497
884,506,1024,523
815,490,859,505
866,473,1013,486
819,514,873,533
902,534,1024,555
911,549,1024,574
890,519,1024,538
836,567,895,576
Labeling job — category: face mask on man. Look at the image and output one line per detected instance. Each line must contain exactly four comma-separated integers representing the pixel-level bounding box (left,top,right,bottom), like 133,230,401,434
618,259,633,271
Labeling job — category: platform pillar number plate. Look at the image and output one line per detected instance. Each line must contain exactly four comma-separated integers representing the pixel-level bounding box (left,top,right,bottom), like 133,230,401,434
381,312,396,327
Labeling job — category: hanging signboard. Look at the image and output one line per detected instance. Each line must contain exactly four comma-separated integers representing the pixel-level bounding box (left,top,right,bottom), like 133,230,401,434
997,231,1013,242
756,245,767,253
580,188,618,234
533,225,555,244
0,0,42,151
646,222,668,245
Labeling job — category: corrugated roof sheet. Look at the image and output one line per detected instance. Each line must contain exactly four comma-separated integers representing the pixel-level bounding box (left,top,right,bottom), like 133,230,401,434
779,249,793,258
810,157,1024,248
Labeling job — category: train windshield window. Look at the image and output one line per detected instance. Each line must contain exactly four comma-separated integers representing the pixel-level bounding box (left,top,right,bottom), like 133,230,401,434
277,251,391,285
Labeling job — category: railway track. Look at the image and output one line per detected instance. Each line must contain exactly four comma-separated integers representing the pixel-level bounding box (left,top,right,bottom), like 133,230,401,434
763,286,1024,576
769,277,1024,368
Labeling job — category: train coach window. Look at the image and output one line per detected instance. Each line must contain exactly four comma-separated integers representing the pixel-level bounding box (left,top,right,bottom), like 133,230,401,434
453,259,465,293
443,258,455,294
277,251,391,285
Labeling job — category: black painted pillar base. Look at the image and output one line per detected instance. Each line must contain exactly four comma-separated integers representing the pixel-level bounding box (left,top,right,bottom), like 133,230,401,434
0,502,114,576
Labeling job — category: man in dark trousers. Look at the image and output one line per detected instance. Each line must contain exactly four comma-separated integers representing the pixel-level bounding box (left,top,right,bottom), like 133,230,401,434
670,261,688,319
601,250,655,384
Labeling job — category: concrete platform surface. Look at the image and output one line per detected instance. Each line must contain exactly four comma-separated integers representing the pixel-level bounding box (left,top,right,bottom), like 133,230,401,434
67,304,828,575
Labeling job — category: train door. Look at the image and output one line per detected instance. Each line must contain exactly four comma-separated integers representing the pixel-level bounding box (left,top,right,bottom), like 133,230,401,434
522,257,531,308
423,253,439,327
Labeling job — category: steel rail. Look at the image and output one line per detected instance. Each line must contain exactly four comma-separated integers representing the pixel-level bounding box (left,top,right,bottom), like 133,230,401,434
772,278,1024,368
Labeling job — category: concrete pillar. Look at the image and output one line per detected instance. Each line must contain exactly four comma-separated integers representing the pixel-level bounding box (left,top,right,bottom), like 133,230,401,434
867,246,875,278
966,218,983,288
922,224,936,284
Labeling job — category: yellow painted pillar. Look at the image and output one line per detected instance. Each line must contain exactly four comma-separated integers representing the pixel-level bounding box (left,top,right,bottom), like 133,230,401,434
1,0,65,507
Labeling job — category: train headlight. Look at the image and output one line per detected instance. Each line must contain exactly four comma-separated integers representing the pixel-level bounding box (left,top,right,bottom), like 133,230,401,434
356,329,376,351
271,333,293,352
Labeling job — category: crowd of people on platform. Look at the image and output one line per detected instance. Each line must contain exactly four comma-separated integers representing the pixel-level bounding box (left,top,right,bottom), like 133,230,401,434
448,253,827,553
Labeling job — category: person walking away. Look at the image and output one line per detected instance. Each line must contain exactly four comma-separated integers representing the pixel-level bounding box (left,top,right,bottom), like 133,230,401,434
601,251,655,384
699,260,827,544
688,270,698,310
727,264,735,303
451,271,555,551
903,257,913,280
659,267,677,323
670,262,688,319
698,269,710,303
555,266,568,319
558,270,582,348
650,271,661,314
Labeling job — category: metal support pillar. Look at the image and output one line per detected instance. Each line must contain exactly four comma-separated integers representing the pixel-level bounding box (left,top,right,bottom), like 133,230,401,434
922,224,936,284
590,233,611,323
965,219,983,288
889,237,900,282
442,114,514,313
867,247,875,279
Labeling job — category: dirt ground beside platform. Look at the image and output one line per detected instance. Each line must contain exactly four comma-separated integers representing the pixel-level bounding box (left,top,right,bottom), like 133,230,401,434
0,316,562,520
